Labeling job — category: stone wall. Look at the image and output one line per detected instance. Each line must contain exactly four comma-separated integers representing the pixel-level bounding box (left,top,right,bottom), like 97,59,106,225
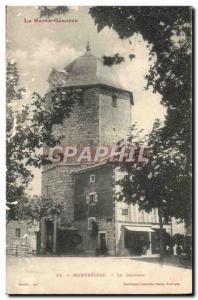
6,221,28,247
73,164,114,219
73,164,116,255
74,218,115,255
42,86,100,222
99,87,132,145
52,87,100,147
42,164,86,222
6,220,39,253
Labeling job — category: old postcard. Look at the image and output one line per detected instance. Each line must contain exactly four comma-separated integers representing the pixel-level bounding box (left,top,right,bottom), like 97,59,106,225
6,6,193,294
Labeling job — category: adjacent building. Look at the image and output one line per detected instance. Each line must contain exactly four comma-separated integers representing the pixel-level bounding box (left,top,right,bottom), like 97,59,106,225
6,220,39,256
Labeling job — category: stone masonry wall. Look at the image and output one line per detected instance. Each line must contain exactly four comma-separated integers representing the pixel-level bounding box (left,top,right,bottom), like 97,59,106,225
56,87,100,147
73,164,116,255
73,164,114,219
42,164,82,223
99,87,132,145
42,87,100,222
74,219,115,255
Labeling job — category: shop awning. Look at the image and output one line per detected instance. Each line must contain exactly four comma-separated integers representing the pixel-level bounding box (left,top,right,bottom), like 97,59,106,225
124,226,155,233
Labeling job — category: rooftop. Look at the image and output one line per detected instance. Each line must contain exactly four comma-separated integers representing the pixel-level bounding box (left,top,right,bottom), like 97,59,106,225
48,43,133,98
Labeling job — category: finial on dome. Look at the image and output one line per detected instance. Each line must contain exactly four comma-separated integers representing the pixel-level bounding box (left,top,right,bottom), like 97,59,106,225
86,41,90,53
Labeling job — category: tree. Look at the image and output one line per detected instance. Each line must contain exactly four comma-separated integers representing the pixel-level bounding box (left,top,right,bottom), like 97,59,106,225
6,61,84,222
16,195,64,223
20,87,84,170
15,195,64,252
6,62,33,221
90,6,192,224
38,6,69,18
117,121,189,260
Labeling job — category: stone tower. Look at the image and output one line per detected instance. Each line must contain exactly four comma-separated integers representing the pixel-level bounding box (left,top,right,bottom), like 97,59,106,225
41,44,134,253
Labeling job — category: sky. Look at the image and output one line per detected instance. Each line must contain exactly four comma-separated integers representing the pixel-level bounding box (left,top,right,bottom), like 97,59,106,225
6,6,166,195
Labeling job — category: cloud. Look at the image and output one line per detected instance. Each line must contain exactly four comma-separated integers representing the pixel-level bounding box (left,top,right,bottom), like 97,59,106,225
8,38,81,95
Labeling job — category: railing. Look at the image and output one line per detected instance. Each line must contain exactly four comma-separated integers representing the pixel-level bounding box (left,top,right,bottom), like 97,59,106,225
6,244,36,256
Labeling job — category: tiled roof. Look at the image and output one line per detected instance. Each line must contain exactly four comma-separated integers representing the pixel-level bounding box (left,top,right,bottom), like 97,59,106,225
48,48,133,97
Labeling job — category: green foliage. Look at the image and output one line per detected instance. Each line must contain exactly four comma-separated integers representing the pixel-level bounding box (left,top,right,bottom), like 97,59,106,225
6,62,32,220
30,87,83,150
38,6,69,18
16,195,64,222
21,87,84,170
172,233,185,246
6,61,83,221
6,62,25,104
90,7,192,223
90,6,192,154
102,54,125,66
117,121,191,224
129,53,135,61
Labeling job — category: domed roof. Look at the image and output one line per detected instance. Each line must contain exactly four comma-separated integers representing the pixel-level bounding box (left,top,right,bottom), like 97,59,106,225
65,52,98,83
48,44,133,98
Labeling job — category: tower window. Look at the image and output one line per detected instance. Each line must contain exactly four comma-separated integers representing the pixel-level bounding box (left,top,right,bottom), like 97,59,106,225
86,192,98,206
90,174,95,183
112,95,117,108
130,93,134,105
88,217,96,230
122,209,129,216
15,228,21,238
